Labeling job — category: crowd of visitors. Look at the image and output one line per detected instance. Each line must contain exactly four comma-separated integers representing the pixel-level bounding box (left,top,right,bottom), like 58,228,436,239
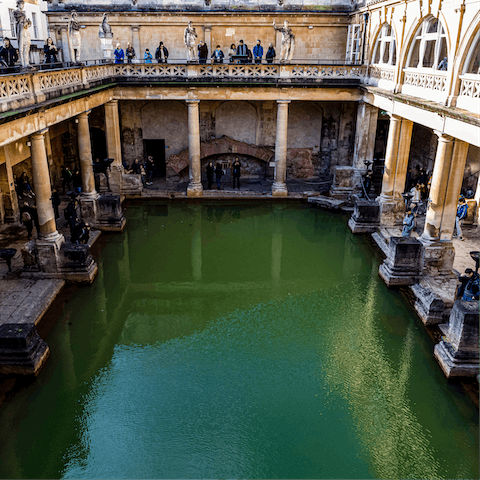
205,158,241,190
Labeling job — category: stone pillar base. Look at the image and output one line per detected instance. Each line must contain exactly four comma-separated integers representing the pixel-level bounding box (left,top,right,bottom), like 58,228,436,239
272,182,288,197
377,196,404,226
419,239,455,277
329,166,362,202
79,193,99,226
95,194,126,232
434,300,479,378
348,198,380,234
410,283,447,325
187,183,203,198
0,323,50,376
379,237,422,287
21,233,98,283
107,166,124,194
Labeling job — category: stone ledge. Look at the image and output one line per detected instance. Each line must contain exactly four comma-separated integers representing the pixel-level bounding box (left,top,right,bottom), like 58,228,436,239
308,195,345,210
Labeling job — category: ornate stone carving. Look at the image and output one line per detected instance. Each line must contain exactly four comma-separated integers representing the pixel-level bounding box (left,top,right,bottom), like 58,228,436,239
273,20,295,63
99,12,113,39
68,10,82,63
14,1,31,68
184,21,198,62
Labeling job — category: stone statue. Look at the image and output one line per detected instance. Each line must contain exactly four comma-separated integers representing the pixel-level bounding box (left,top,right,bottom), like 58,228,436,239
184,21,197,62
68,10,82,63
273,20,295,62
99,12,113,39
14,0,30,68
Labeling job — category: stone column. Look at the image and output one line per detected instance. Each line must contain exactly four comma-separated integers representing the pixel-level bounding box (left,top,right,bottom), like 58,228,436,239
353,102,379,170
60,27,71,63
104,100,123,194
186,100,203,198
132,26,141,60
378,116,413,226
77,111,96,196
272,100,290,197
30,130,60,240
1,144,20,222
419,133,468,277
204,25,212,56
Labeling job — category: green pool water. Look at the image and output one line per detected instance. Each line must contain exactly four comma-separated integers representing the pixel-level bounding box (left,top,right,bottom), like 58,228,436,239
0,201,478,479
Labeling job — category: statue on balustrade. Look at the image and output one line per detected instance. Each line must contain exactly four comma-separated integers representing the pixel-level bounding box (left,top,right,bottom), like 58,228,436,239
99,12,113,39
273,20,295,63
68,10,82,63
14,0,30,68
184,21,198,62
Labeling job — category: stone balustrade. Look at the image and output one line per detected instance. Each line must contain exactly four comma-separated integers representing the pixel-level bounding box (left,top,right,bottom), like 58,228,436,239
402,68,448,103
367,64,395,90
456,74,480,112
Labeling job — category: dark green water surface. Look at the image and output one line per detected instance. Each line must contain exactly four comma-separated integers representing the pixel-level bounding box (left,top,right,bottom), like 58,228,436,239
0,201,478,479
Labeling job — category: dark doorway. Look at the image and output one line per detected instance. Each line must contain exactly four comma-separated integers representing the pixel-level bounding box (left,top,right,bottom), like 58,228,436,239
144,139,166,177
90,128,107,162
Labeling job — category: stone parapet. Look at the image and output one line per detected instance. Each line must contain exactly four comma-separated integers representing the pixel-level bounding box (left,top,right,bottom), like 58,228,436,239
329,166,362,202
348,197,380,233
434,300,479,378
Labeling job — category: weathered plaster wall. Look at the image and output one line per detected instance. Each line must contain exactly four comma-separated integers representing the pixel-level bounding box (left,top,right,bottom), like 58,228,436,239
215,101,257,144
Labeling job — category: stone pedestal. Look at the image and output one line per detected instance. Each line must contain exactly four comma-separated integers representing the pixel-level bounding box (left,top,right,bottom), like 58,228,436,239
329,166,361,201
95,194,126,232
0,324,50,376
377,196,405,226
434,300,479,378
420,240,455,277
379,237,423,287
348,198,380,234
79,194,99,227
59,243,98,283
121,173,143,196
101,37,113,60
410,283,446,325
36,232,65,274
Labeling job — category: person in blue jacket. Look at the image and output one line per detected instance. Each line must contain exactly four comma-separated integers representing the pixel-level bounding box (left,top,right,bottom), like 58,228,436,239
144,48,153,63
211,45,224,63
402,208,415,237
114,43,124,64
253,39,263,64
454,196,468,240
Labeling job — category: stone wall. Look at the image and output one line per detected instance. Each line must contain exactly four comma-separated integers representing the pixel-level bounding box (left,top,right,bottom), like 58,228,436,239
408,124,437,176
119,99,356,179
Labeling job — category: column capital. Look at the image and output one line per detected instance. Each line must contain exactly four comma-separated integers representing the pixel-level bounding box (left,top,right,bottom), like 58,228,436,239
105,99,118,107
277,100,291,105
387,113,401,121
203,25,212,31
131,26,140,32
186,99,200,105
433,130,454,142
30,128,49,141
78,110,92,119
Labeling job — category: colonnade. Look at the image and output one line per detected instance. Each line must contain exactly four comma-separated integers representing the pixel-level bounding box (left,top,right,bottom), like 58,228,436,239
185,99,290,197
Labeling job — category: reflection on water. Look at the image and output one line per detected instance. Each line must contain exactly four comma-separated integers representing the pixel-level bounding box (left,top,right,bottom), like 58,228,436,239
0,201,477,479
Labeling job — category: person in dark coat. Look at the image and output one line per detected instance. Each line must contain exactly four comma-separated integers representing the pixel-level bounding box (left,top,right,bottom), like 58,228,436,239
43,37,58,64
61,166,73,193
64,199,79,239
215,163,223,189
232,158,241,189
130,158,142,175
21,203,34,239
206,161,214,189
155,42,169,63
72,169,82,194
198,41,208,64
0,38,18,67
266,43,276,63
145,156,154,185
51,189,61,219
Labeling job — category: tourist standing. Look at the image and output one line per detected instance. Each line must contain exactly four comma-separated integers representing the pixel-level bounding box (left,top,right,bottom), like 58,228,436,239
64,198,79,240
114,43,124,63
253,40,263,64
144,49,153,63
228,44,236,63
155,42,169,63
402,209,415,237
72,169,82,194
0,38,18,67
206,161,214,189
232,158,241,189
266,43,276,63
198,41,208,63
130,158,142,174
145,156,155,185
409,182,422,214
51,189,61,219
21,203,34,239
61,166,73,193
454,197,468,241
211,45,224,63
44,37,58,64
215,163,224,189
236,40,248,57
126,42,135,63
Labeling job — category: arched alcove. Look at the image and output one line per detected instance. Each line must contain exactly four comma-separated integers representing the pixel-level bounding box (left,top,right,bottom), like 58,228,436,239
215,101,257,145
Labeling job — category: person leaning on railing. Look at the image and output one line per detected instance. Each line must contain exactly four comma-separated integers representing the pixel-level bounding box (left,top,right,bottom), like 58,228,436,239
0,37,18,67
126,42,135,63
228,44,236,63
44,37,58,64
266,43,276,63
155,42,169,63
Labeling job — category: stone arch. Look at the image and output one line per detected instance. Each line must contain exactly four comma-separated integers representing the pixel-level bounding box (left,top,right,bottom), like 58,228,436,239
215,101,257,145
369,22,398,66
287,101,322,149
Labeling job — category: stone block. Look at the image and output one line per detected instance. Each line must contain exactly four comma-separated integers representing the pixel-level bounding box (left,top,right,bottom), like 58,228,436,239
0,323,50,376
410,283,446,325
434,300,479,378
420,241,455,277
79,195,97,226
95,194,126,232
348,198,380,234
379,237,422,287
121,173,143,195
377,196,404,227
329,166,361,202
59,243,97,284
308,195,345,210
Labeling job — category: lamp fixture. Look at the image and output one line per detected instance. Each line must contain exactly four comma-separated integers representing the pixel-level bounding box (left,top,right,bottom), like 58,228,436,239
26,141,31,147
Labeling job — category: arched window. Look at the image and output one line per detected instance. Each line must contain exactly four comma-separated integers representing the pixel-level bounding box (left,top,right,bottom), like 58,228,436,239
372,23,396,66
407,17,448,70
463,30,480,74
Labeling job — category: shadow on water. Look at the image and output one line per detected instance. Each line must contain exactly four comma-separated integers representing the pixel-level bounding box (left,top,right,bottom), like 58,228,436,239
0,200,478,479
